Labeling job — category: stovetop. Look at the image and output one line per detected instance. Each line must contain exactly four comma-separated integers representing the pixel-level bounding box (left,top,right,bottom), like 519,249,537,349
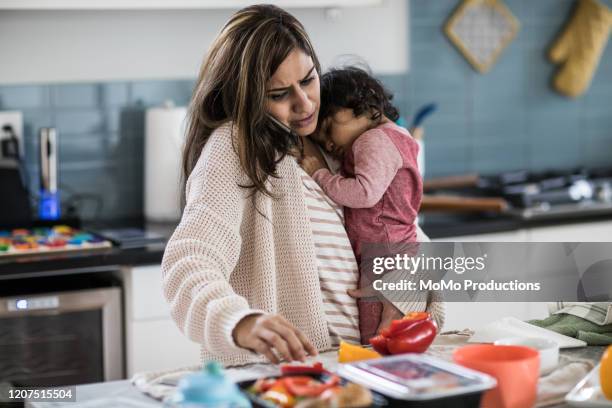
440,167,612,221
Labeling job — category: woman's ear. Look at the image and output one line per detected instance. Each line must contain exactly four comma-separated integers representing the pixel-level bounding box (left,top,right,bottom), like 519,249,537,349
325,140,336,153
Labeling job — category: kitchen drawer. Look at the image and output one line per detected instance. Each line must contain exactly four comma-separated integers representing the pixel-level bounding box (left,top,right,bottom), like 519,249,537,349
126,319,200,376
123,265,170,321
433,229,529,242
528,220,612,242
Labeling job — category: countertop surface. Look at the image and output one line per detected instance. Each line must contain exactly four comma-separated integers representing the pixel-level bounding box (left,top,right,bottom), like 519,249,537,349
0,221,176,280
27,346,608,408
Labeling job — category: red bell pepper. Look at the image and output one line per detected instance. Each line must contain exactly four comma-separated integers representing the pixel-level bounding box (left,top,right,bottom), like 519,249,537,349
369,334,389,355
282,375,341,397
380,312,430,338
280,362,326,376
369,312,438,355
386,318,437,354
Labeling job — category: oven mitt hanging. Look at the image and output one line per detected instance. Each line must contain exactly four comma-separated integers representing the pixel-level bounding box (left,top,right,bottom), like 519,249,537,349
549,0,612,98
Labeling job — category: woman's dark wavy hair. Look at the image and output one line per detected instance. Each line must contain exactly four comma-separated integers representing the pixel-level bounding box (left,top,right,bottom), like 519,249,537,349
182,4,320,201
318,66,399,126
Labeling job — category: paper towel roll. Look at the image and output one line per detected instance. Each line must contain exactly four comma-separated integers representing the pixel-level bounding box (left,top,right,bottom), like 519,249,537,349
144,103,187,222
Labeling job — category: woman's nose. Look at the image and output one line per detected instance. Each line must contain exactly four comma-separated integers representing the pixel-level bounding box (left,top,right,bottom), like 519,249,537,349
292,88,312,114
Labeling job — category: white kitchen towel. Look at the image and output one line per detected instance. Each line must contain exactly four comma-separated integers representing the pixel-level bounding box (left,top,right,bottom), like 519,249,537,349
536,356,594,407
131,364,199,402
130,351,339,402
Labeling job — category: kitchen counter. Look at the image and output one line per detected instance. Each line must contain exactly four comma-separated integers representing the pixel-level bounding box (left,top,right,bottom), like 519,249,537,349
420,211,612,239
0,221,176,280
27,346,607,408
4,209,612,280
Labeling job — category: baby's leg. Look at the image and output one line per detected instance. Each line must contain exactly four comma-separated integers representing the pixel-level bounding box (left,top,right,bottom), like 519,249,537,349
357,270,383,345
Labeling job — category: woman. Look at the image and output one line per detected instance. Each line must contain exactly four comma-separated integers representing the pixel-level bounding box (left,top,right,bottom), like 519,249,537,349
162,4,444,367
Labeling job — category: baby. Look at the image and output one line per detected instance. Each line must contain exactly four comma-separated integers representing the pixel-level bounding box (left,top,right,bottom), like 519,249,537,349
301,67,423,344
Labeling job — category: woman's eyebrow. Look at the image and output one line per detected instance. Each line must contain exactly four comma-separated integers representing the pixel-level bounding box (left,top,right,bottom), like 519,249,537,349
268,66,316,93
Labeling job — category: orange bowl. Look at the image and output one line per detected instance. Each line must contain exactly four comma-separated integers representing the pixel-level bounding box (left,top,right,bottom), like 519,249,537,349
453,344,540,408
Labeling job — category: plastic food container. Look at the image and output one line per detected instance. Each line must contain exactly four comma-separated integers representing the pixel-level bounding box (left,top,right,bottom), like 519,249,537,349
494,337,559,375
238,372,389,408
337,354,497,407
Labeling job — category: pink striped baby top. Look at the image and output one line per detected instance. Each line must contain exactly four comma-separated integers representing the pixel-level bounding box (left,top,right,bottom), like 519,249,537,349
300,168,361,346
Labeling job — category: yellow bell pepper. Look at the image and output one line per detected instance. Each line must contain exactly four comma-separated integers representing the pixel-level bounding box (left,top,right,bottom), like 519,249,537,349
601,346,612,400
338,341,381,363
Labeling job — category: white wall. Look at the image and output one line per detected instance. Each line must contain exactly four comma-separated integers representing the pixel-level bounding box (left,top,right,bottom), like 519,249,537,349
0,0,408,84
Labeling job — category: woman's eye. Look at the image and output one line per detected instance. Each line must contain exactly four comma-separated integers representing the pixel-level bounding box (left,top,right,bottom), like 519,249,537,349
301,77,315,86
269,93,287,101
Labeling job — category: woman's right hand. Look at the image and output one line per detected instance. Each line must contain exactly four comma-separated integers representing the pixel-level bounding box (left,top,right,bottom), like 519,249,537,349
300,156,325,176
233,314,318,364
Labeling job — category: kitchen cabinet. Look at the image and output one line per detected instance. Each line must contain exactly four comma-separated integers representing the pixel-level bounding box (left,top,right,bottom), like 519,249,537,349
122,265,200,377
1,0,406,83
435,219,612,243
527,220,612,242
432,228,537,331
434,219,612,331
0,0,382,10
432,229,529,242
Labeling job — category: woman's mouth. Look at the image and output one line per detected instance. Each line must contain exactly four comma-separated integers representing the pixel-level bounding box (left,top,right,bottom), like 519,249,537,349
291,112,315,129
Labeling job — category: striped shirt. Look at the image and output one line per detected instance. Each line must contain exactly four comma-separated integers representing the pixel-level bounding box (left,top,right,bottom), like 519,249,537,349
300,169,361,346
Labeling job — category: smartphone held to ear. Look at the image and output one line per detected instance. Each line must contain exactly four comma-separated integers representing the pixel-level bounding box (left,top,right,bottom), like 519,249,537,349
266,114,303,155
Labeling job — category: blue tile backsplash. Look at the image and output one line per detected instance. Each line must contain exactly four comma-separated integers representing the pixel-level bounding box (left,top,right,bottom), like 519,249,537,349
407,0,612,178
1,0,611,221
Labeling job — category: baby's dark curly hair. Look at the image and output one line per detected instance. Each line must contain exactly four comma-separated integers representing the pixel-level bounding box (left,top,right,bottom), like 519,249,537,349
318,67,400,128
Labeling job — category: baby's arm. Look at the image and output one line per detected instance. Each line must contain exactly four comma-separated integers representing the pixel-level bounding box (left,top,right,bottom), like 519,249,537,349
312,129,403,208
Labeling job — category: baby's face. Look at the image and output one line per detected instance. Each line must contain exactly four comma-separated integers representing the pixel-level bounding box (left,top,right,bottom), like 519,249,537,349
318,108,373,157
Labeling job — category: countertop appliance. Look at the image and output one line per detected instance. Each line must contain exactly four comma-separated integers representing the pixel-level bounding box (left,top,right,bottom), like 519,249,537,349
0,162,31,227
0,273,123,387
39,127,60,221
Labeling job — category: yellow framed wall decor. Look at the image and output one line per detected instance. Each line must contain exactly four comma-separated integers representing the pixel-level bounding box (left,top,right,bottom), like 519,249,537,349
445,0,520,74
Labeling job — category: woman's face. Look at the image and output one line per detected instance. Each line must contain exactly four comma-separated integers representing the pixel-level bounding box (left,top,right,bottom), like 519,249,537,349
266,49,320,138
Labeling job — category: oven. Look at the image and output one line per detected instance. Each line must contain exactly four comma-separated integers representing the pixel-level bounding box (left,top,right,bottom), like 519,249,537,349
0,273,123,387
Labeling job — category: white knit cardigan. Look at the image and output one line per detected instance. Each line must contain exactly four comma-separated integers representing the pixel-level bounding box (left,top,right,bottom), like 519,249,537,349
161,122,444,367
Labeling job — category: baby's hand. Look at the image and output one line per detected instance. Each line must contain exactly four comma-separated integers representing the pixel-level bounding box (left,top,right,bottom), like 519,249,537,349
301,156,325,176
378,301,404,334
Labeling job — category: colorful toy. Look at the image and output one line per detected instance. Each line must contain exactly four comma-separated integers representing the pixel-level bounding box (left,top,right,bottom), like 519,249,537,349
0,225,112,257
